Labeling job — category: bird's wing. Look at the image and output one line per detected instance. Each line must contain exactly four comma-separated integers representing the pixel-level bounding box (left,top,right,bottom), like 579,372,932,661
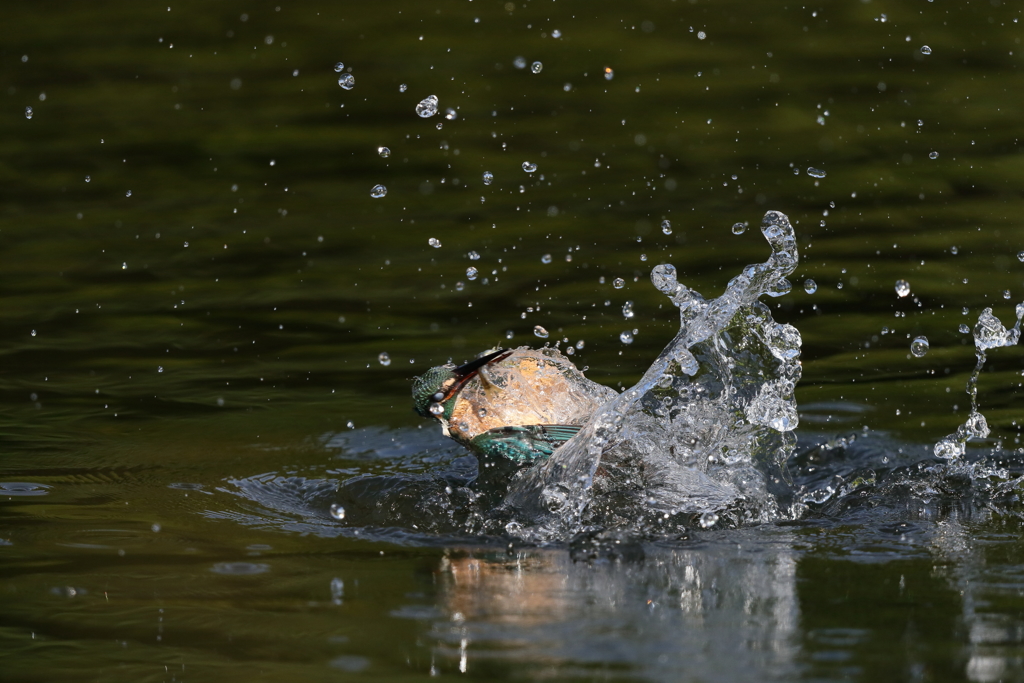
471,424,583,463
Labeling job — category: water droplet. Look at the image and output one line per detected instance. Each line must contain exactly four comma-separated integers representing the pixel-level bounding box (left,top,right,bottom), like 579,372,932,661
337,73,355,90
619,330,634,344
415,95,438,118
24,106,33,119
731,222,747,235
531,61,543,74
522,161,537,172
604,67,614,80
1018,251,1024,262
329,504,346,520
804,279,817,294
563,83,572,92
513,56,527,69
533,325,549,338
541,254,552,264
377,146,390,158
959,324,971,334
445,108,457,121
334,62,345,72
370,184,387,198
428,402,444,416
622,301,635,319
697,31,707,40
1004,290,1012,299
158,366,164,373
699,512,718,528
895,279,911,297
910,336,930,357
428,237,442,248
85,176,91,183
612,277,625,289
482,171,493,185
660,219,672,235
378,352,391,366
929,151,939,159
920,45,932,55
468,251,480,260
552,29,562,38
399,83,408,92
806,167,827,179
466,266,478,280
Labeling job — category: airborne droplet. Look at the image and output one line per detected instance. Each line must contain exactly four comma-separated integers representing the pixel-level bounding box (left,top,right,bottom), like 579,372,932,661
482,171,494,185
910,336,930,357
329,504,346,520
334,62,345,73
533,325,549,339
415,95,439,118
337,73,355,90
920,45,932,55
428,237,442,248
804,279,817,294
895,279,911,297
661,220,672,235
377,146,390,158
806,167,827,179
522,161,537,173
370,184,387,198
378,352,391,366
531,61,543,74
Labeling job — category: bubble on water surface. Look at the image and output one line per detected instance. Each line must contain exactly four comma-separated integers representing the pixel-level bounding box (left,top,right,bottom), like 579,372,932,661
612,278,625,289
806,167,827,178
482,171,493,185
522,161,537,172
428,237,441,248
329,504,346,520
920,45,932,55
804,279,817,294
910,336,930,357
378,352,391,366
415,95,438,118
661,220,672,235
337,73,355,90
334,62,345,72
377,146,390,158
531,61,543,74
370,184,387,198
895,279,911,297
533,325,549,339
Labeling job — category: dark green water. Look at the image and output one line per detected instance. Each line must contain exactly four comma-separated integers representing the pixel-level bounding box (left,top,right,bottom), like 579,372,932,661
3,1,1024,680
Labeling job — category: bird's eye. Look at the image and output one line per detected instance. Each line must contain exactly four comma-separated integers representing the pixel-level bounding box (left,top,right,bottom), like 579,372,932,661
432,391,445,402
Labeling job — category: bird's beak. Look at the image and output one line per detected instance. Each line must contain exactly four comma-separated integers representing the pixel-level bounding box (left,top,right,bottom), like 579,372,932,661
444,348,513,399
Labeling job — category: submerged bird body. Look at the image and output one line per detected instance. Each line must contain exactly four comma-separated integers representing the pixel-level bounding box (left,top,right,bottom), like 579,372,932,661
413,346,616,463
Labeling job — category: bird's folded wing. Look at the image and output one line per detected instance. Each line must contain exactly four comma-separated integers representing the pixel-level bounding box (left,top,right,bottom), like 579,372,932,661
471,424,583,462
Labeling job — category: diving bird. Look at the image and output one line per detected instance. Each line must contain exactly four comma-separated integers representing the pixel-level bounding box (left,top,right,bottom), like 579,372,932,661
412,346,616,463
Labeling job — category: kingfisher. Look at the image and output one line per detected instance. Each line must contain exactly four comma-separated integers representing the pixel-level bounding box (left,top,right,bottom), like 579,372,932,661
412,346,616,464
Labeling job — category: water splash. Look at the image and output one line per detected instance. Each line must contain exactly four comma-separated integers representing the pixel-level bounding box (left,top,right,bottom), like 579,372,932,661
503,210,801,540
933,304,1024,460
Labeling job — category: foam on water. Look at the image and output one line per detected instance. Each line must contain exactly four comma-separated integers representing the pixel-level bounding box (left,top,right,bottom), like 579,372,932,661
502,210,801,540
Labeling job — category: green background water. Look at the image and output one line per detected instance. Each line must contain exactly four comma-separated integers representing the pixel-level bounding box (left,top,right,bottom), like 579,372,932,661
2,1,1024,680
